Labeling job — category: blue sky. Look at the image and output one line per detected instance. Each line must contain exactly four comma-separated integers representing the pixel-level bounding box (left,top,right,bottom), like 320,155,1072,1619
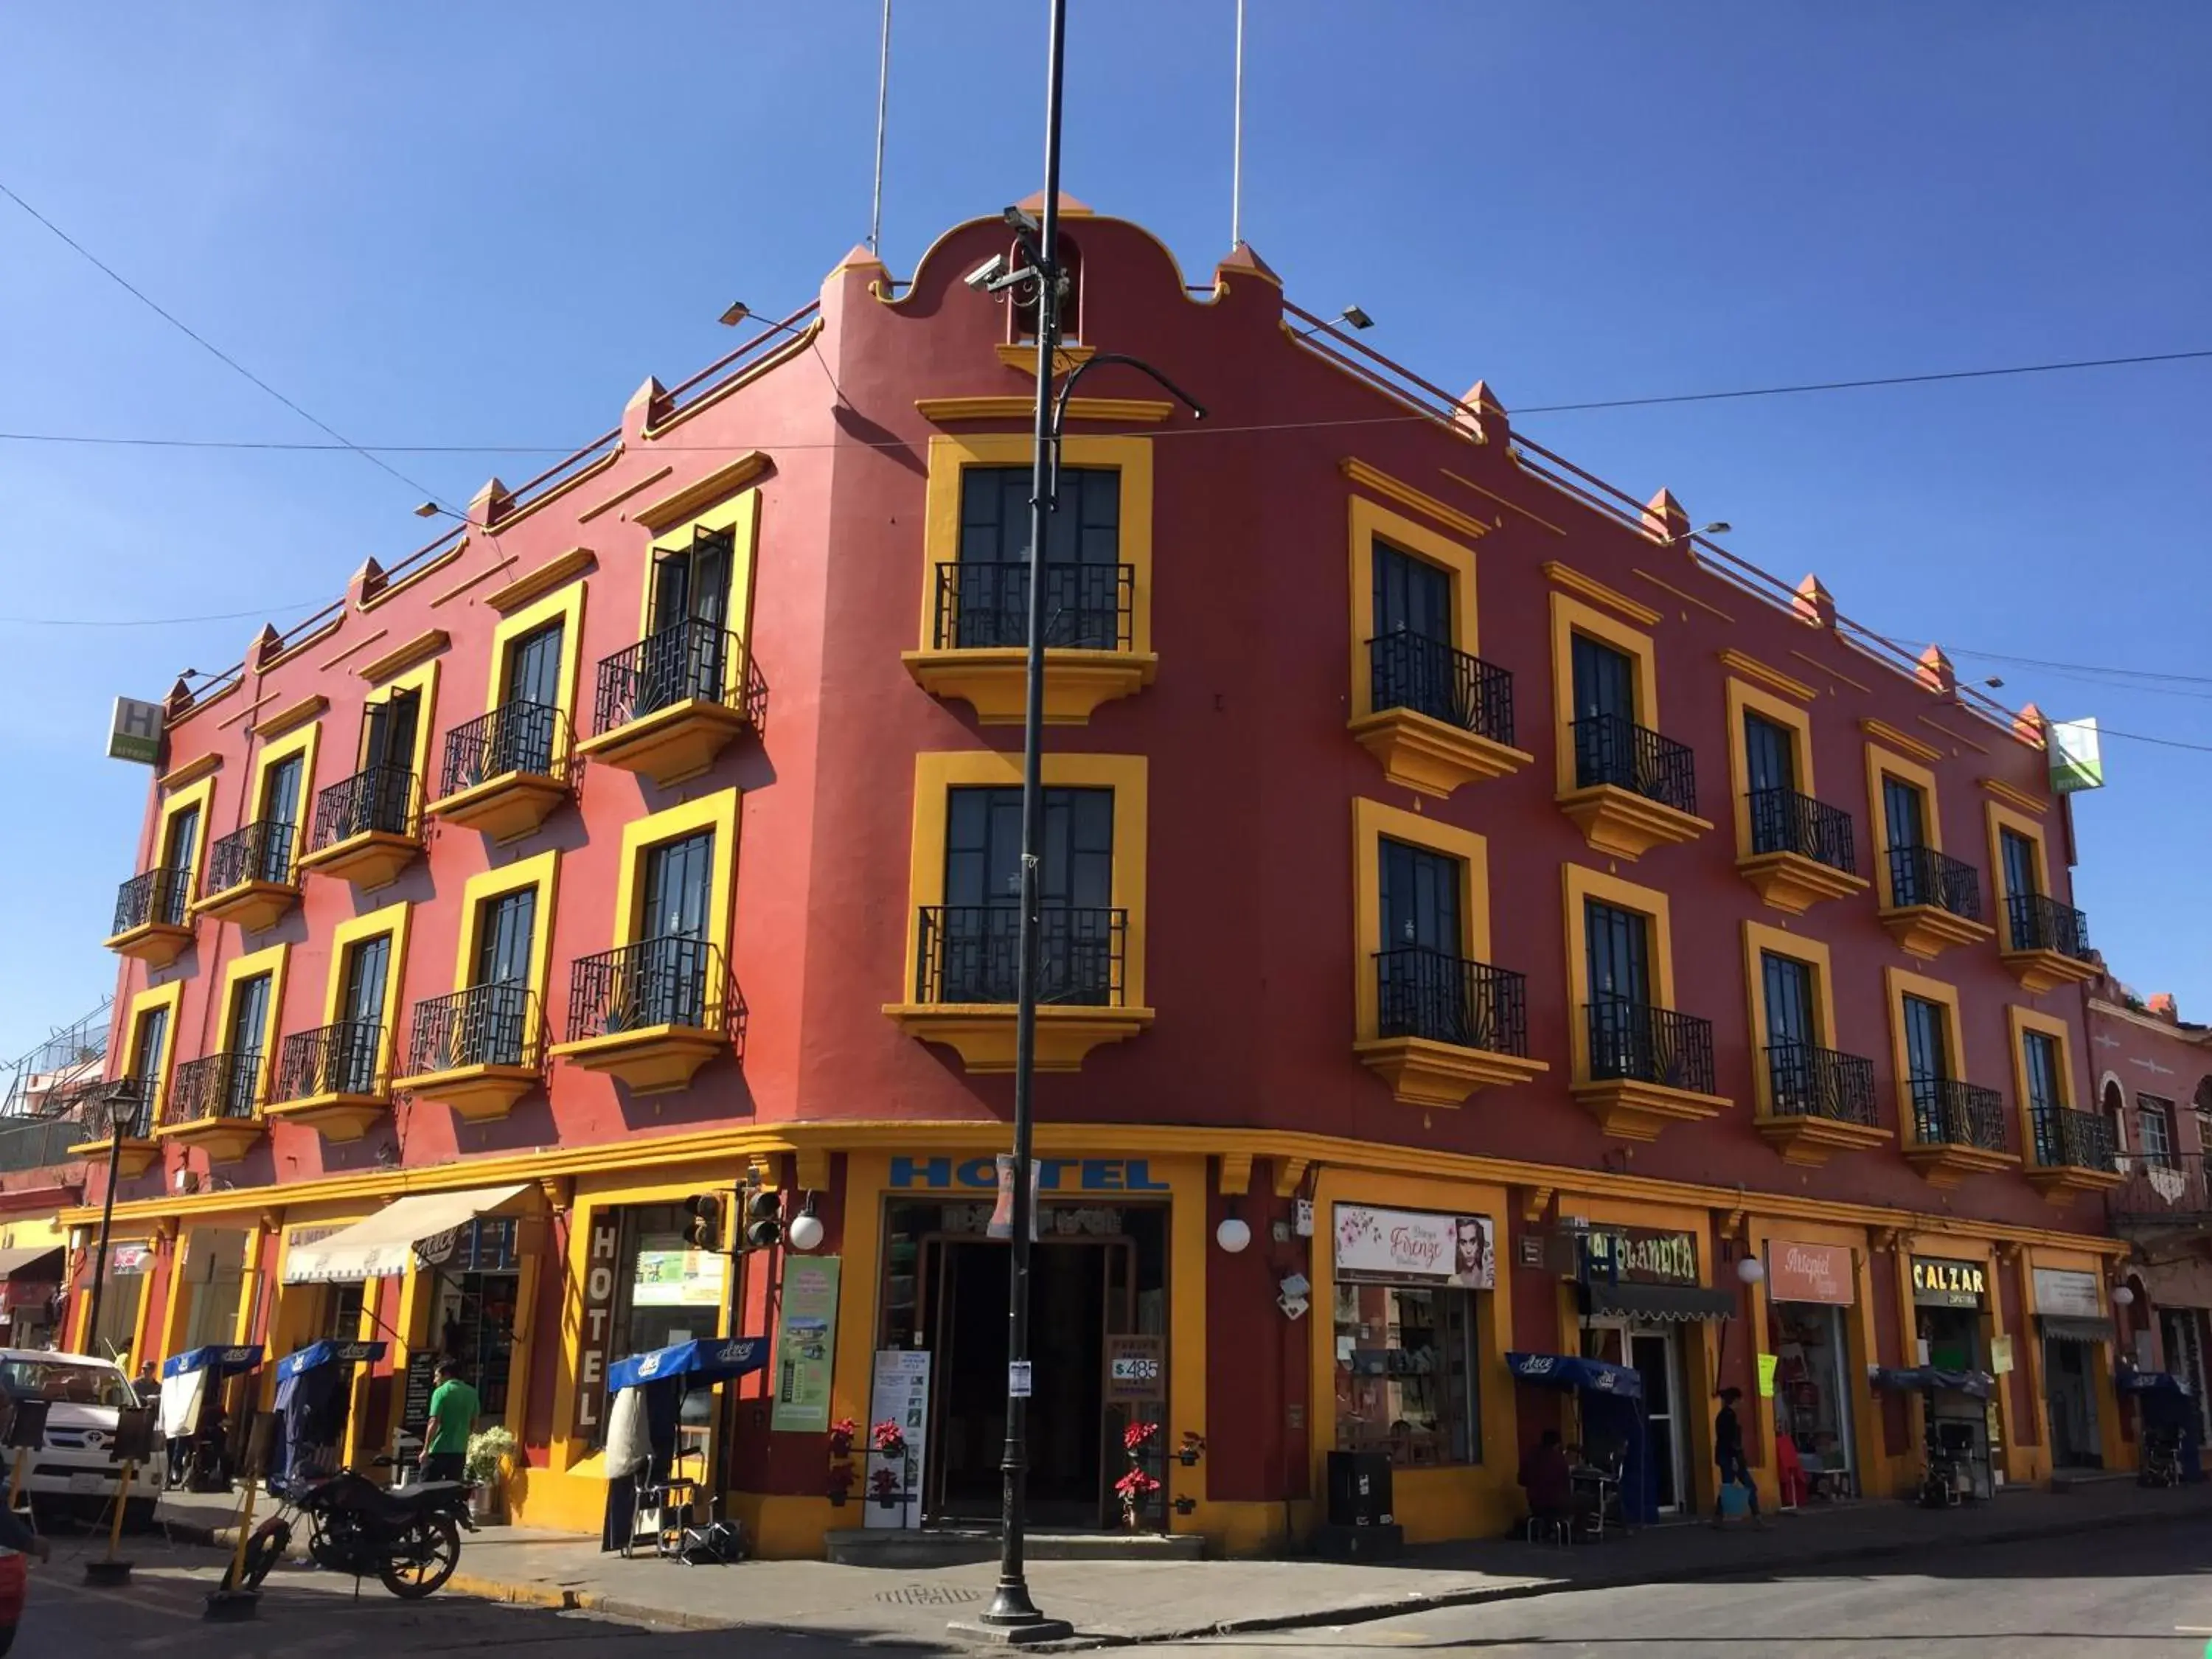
1,3,2205,1062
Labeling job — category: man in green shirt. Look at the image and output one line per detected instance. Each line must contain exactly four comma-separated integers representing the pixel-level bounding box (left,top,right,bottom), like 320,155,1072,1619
420,1359,480,1484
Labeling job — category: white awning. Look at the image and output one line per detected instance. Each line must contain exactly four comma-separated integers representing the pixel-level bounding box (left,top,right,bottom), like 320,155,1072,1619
0,1246,62,1281
282,1184,529,1284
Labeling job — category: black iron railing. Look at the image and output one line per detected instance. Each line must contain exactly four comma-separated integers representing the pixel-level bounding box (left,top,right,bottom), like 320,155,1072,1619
2108,1151,2212,1227
112,866,192,935
1886,844,1981,919
440,699,565,797
165,1051,262,1125
403,983,537,1076
206,820,296,893
567,936,726,1040
2029,1105,2115,1169
312,763,417,849
1748,788,1855,874
2007,892,2093,960
23,1076,154,1144
1765,1040,1879,1124
1908,1076,2008,1151
929,561,1133,653
1585,999,1717,1095
914,905,1125,1007
1570,713,1698,815
1368,632,1515,748
276,1021,385,1102
593,618,766,735
1374,947,1528,1055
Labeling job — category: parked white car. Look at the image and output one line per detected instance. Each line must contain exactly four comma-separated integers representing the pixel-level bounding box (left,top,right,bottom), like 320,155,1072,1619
0,1351,165,1525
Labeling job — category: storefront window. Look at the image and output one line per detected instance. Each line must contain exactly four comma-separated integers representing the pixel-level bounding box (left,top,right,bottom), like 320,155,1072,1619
607,1205,728,1432
428,1220,521,1419
88,1271,145,1362
325,1283,366,1342
1332,1281,1478,1466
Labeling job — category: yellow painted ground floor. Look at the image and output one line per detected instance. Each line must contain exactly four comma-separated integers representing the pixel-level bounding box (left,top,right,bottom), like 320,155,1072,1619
61,1120,2133,1557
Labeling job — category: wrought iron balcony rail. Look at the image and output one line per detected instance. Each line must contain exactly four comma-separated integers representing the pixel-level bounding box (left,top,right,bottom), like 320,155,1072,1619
440,698,568,797
568,936,728,1040
2007,892,2093,960
1368,631,1515,748
404,983,538,1077
1908,1076,2008,1151
1585,999,1717,1095
914,905,1126,1008
929,561,1134,653
1764,1040,1878,1124
1885,844,1981,919
593,617,767,736
276,1020,386,1102
2028,1105,2115,1170
22,1074,154,1142
1374,946,1528,1056
1570,713,1698,816
312,763,417,849
166,1051,262,1125
2107,1151,2212,1225
113,866,191,934
1747,787,1856,874
206,820,296,893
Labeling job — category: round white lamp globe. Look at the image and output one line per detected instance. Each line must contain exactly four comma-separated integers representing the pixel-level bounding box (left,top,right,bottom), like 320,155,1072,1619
1215,1217,1251,1253
787,1211,826,1252
2110,1284,2135,1307
1736,1256,1766,1285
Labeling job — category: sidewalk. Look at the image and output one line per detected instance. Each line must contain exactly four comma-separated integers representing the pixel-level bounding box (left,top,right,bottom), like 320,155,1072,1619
152,1478,2212,1648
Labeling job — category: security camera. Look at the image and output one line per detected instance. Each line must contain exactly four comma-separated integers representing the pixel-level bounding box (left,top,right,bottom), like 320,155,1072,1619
964,254,1009,291
1003,205,1039,234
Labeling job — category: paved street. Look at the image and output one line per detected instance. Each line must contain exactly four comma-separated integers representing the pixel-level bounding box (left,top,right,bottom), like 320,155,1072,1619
1174,1520,2212,1658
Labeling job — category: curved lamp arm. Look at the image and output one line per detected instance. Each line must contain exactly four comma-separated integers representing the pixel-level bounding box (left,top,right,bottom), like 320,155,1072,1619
1047,352,1206,502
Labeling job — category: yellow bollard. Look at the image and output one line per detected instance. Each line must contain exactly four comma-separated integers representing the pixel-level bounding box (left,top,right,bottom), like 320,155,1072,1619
84,1463,136,1585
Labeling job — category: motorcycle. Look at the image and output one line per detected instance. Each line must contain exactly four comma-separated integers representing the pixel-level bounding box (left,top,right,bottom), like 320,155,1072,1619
220,1463,473,1600
2141,1425,2184,1488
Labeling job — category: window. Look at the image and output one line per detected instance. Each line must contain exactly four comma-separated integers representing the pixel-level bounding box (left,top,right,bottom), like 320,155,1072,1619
344,683,422,838
125,1004,170,1136
2140,1096,2177,1169
258,754,305,883
1745,712,1797,799
325,1283,366,1343
630,830,716,1027
1742,923,1865,1129
604,1203,729,1439
1332,1281,1479,1467
1902,995,1950,1084
1585,899,1654,1080
639,526,735,714
1374,540,1453,645
334,934,391,1094
953,465,1123,650
2102,1079,2129,1154
939,785,1115,1004
1562,865,1686,1093
2000,828,2040,905
2021,1031,2062,1113
224,973,272,1116
1883,775,1927,855
1380,838,1461,953
469,888,538,1068
495,617,565,776
1570,633,1640,791
1763,951,1818,1049
1352,799,1509,1067
159,799,203,925
1347,493,1505,764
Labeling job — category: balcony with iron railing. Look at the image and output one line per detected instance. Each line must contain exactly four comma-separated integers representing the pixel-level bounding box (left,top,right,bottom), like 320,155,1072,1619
553,936,737,1094
905,560,1155,726
1355,945,1545,1107
580,618,767,787
1738,788,1868,914
52,1074,161,1178
886,903,1152,1074
159,1051,266,1162
2020,1103,2122,1200
1879,845,1994,960
1753,1040,1889,1165
266,1020,389,1141
1559,714,1710,859
195,819,301,931
2107,1150,2212,1242
298,762,421,888
1902,1074,2016,1187
427,699,574,841
1349,632,1529,798
1571,998,1727,1141
105,866,195,965
394,983,541,1123
2001,892,2099,994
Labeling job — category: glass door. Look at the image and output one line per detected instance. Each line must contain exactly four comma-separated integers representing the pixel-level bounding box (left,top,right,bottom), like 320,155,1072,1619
636,830,714,1027
160,804,201,924
224,974,271,1117
1585,900,1652,1079
473,888,536,1065
336,934,389,1095
500,619,565,776
647,529,733,707
260,754,303,882
1629,1328,1686,1514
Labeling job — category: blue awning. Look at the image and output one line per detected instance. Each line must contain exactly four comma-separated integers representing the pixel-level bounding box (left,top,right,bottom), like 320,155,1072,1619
610,1335,768,1394
275,1339,387,1382
2119,1368,2192,1397
1871,1365,1992,1398
1506,1351,1645,1399
164,1344,263,1380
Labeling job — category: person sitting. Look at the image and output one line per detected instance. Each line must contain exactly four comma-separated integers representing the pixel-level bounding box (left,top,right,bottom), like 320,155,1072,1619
1518,1429,1574,1537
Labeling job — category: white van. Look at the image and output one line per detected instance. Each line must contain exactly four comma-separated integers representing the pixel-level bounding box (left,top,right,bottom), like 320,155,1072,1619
0,1351,165,1525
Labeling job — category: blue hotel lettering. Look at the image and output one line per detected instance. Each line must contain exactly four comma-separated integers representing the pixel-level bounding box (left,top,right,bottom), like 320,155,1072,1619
888,1156,1169,1192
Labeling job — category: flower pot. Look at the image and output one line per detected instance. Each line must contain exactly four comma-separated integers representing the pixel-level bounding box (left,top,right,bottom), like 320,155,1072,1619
828,1490,848,1508
469,1484,497,1523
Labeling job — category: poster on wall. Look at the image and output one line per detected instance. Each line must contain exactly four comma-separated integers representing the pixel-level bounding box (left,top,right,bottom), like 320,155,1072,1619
866,1349,931,1529
771,1256,842,1433
631,1248,728,1308
1334,1205,1494,1288
2032,1269,2102,1320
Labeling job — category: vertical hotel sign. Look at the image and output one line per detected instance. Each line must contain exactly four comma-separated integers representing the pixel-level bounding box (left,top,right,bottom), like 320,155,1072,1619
571,1216,621,1437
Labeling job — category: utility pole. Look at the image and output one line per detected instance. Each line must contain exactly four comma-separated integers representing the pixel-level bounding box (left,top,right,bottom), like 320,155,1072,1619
81,1083,136,1354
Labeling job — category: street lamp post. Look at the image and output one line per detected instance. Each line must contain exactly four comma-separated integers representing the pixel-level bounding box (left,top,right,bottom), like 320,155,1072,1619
81,1082,139,1354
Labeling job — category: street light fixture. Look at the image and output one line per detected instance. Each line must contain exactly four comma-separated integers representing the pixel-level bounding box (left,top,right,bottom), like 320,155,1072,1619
1663,520,1731,546
1291,305,1374,341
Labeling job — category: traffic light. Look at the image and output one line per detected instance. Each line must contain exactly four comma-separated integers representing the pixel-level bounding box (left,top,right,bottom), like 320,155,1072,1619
739,1183,783,1253
684,1194,726,1253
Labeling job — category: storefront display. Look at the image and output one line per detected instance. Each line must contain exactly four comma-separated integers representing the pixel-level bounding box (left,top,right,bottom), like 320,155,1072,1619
425,1218,522,1419
1911,1255,1997,1498
1332,1206,1489,1467
1574,1223,1728,1514
1764,1239,1857,1496
2033,1267,2110,1470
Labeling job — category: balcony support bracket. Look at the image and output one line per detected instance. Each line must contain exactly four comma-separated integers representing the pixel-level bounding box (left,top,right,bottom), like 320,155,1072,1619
1571,1077,1730,1142
1879,905,1995,961
1354,1036,1548,1108
552,1026,727,1096
1557,785,1711,860
1736,852,1868,917
882,1002,1154,1072
1347,709,1533,799
2000,948,2101,996
1753,1114,1893,1167
264,1096,389,1143
902,647,1156,726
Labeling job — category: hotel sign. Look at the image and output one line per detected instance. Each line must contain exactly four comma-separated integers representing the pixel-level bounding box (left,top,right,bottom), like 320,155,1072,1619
1911,1256,1988,1309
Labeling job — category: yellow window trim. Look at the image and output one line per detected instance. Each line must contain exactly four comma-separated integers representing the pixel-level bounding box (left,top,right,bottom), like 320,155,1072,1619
220,940,293,1107
900,751,1147,1006
630,489,761,705
1562,864,1676,1083
157,773,218,901
611,787,740,964
1345,498,1483,723
1984,800,2053,919
248,719,322,875
1351,799,1492,1042
1864,743,1945,902
2007,1004,2079,1138
358,659,442,830
122,981,187,1123
1725,679,1818,859
916,434,1153,656
486,580,588,771
452,851,561,1057
1740,922,1837,1116
1549,594,1661,795
1884,966,1965,1144
322,901,413,1089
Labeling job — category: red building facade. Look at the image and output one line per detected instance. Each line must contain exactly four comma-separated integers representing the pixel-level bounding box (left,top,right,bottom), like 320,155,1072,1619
67,200,2132,1551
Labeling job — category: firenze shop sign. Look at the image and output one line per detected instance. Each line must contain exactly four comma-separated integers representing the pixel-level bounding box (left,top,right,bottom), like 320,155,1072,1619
1583,1226,1700,1286
571,1217,622,1437
1765,1239,1856,1307
1912,1256,1989,1309
1333,1205,1495,1289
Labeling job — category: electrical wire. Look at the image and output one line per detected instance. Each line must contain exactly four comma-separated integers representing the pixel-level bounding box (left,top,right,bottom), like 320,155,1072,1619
0,599,328,629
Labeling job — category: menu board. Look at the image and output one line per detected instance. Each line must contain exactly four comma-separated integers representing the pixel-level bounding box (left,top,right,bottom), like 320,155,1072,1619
400,1351,439,1439
771,1256,841,1433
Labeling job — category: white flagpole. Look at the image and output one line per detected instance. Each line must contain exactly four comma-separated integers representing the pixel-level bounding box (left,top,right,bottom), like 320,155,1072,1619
1231,0,1246,247
870,0,893,253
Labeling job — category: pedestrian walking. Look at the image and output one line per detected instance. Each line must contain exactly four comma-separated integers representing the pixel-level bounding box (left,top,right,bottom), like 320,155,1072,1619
420,1359,480,1485
1712,1385,1761,1526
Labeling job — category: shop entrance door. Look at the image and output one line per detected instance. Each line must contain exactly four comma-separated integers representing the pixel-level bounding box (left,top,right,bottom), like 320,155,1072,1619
1628,1329,1688,1513
2160,1309,2211,1441
922,1235,1133,1528
2043,1337,2104,1468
